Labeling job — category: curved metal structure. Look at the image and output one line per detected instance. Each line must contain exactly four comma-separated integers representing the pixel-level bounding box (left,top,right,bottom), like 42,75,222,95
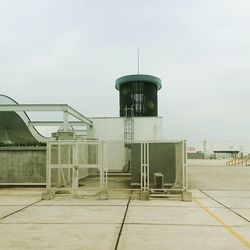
0,95,48,144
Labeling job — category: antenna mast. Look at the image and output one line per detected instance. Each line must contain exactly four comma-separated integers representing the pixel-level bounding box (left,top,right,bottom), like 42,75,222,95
137,47,140,74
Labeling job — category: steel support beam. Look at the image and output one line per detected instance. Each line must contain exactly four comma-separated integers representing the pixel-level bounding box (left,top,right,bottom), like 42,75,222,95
0,104,93,127
28,121,87,126
67,106,92,127
0,104,68,112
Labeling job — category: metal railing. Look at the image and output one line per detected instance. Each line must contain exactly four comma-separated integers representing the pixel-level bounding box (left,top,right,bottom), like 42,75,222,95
226,155,249,166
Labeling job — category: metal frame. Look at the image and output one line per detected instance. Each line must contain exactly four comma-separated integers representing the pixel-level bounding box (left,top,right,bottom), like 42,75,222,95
0,104,93,138
141,142,149,191
28,121,87,126
183,140,188,191
0,104,92,125
138,140,187,193
46,140,108,193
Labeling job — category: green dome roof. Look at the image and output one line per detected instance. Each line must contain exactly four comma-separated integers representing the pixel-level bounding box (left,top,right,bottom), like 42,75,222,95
115,74,162,90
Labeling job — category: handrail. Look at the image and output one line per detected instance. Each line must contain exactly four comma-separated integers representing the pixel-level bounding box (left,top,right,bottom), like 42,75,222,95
226,155,249,166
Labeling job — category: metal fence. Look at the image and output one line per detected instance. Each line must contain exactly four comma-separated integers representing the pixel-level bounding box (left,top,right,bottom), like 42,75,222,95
46,140,107,192
46,139,187,198
138,140,187,192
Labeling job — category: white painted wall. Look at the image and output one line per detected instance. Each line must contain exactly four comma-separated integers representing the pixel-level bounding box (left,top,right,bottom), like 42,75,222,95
134,117,163,140
106,140,126,170
90,117,163,141
90,116,163,171
90,117,124,140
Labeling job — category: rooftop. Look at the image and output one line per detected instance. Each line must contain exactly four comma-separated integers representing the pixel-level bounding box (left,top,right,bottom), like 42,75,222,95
0,160,250,250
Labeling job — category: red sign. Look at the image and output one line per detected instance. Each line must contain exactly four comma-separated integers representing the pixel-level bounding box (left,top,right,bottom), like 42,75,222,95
187,147,196,152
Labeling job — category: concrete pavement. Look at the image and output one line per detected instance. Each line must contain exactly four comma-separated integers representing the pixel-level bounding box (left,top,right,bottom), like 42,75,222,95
0,160,250,250
0,188,249,250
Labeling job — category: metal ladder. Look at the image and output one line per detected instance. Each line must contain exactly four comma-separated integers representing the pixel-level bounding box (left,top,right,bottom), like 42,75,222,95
124,107,134,144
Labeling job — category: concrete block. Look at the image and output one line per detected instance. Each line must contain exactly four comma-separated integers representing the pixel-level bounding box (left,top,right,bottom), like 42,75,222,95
153,172,164,189
141,190,150,201
55,189,71,195
41,191,55,200
52,131,76,140
182,190,192,202
98,190,109,200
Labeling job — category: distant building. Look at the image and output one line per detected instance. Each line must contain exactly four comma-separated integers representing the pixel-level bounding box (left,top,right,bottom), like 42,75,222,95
190,141,250,159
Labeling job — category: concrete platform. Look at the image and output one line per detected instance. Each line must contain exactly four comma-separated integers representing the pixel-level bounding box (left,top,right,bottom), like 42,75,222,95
0,161,250,250
0,188,249,250
188,160,250,190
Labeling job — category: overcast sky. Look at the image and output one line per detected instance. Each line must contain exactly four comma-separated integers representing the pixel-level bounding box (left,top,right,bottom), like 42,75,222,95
1,0,250,144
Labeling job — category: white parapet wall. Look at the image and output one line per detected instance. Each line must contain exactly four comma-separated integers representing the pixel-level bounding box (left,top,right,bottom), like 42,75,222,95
106,140,126,171
89,117,163,171
133,117,163,141
90,117,163,141
90,117,124,140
